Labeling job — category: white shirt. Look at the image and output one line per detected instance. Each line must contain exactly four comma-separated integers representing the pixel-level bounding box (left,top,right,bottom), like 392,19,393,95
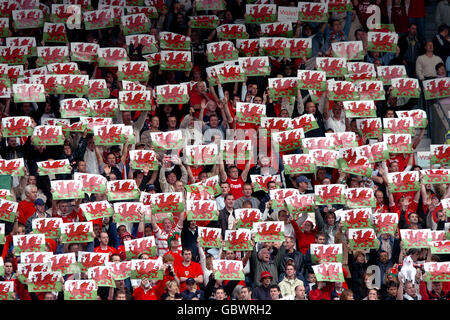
326,115,346,133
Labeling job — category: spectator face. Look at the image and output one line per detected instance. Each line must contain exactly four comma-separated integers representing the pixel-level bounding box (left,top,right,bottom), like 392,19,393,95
26,185,38,201
115,293,127,300
286,265,296,278
228,167,239,179
375,190,384,204
267,182,277,191
111,255,121,263
122,112,132,125
27,175,36,185
220,183,230,194
225,195,234,208
243,184,253,197
174,181,184,192
167,172,177,185
317,234,326,244
278,210,288,222
262,276,271,286
425,41,434,53
215,289,226,300
269,288,280,300
107,154,116,166
408,24,417,37
390,162,399,172
63,145,72,156
379,252,389,264
304,221,314,233
44,293,55,300
162,218,172,232
87,139,95,151
197,82,206,93
437,65,446,76
387,286,397,297
280,109,289,117
78,161,86,172
322,178,331,184
405,282,416,297
225,251,235,260
332,20,341,32
100,232,109,246
117,225,126,236
167,117,177,129
209,116,219,128
432,282,443,293
326,214,335,225
240,288,251,300
151,117,160,129
183,250,192,263
7,137,17,148
356,254,365,263
332,104,342,118
207,101,217,112
308,273,316,284
409,213,419,224
295,285,306,299
4,262,13,276
368,289,378,300
144,226,152,236
253,96,262,104
260,249,270,263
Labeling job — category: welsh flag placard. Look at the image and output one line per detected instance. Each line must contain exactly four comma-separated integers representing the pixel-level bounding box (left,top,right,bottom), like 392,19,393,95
113,202,144,224
297,70,326,91
88,99,117,117
315,184,346,205
347,61,376,75
384,133,412,153
117,61,149,82
261,117,291,137
250,174,281,193
236,39,260,57
430,231,446,242
0,281,15,300
156,84,188,104
213,260,245,281
189,15,219,29
423,262,450,282
310,244,343,264
0,199,17,223
235,102,266,124
421,169,450,185
370,23,396,33
383,117,414,135
253,221,285,242
283,154,315,175
74,172,107,194
107,261,132,281
302,137,335,153
309,149,339,168
37,159,71,176
367,32,398,53
119,90,152,111
87,266,115,288
36,46,69,67
32,218,62,239
224,229,253,251
343,100,377,118
27,271,62,292
345,188,375,208
186,200,218,221
185,185,215,201
396,109,427,129
51,4,82,25
59,98,89,118
13,234,46,255
83,9,114,30
125,34,158,54
216,64,245,84
234,208,262,229
198,227,222,248
121,13,150,35
16,263,51,285
429,240,450,255
12,9,44,29
149,192,184,213
348,228,380,250
124,236,156,260
0,158,25,176
327,80,358,101
316,57,347,77
268,77,298,98
0,18,7,38
328,0,352,12
390,77,420,98
43,23,67,43
51,180,84,200
356,118,382,139
326,132,358,150
388,171,419,193
373,213,398,235
107,180,139,201
129,149,158,170
298,2,328,22
377,65,407,85
97,47,128,67
121,80,146,91
400,229,431,249
356,81,385,100
70,42,99,63
61,222,93,244
332,41,364,60
130,258,163,280
245,4,277,24
55,74,89,96
340,208,373,229
261,22,292,37
431,145,450,165
217,24,248,40
196,0,225,11
259,37,289,57
289,38,312,58
423,77,450,100
47,62,80,75
150,130,183,150
285,194,315,219
0,224,4,244
13,84,45,103
206,41,238,63
94,124,126,145
269,189,300,209
312,263,344,282
159,31,191,51
185,144,218,166
338,148,372,177
0,46,28,65
161,50,193,71
79,201,113,221
64,280,97,300
144,52,160,67
196,175,222,197
77,252,109,274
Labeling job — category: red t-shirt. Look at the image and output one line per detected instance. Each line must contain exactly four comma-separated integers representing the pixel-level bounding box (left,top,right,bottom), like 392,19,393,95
94,245,117,257
132,286,158,300
56,209,86,223
189,90,215,108
291,220,317,255
226,176,245,199
174,261,204,292
17,200,35,226
164,250,183,265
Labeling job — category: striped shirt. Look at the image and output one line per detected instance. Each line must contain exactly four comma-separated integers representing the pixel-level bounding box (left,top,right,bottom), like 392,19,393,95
154,225,182,257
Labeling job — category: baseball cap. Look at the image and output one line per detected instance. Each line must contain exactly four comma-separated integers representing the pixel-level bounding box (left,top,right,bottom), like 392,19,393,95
259,271,273,281
186,278,196,285
296,175,311,183
146,184,156,192
34,198,45,206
